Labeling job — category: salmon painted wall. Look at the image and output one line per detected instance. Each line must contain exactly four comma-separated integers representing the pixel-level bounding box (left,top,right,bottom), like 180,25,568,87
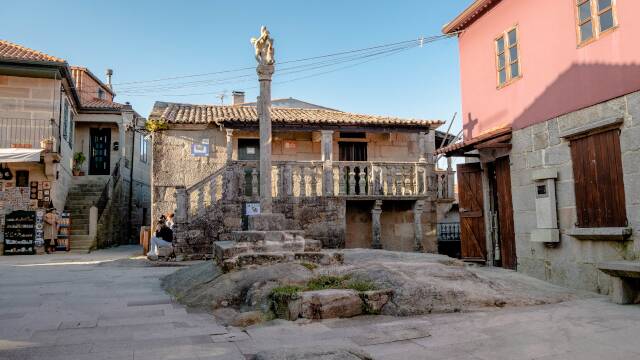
457,0,640,139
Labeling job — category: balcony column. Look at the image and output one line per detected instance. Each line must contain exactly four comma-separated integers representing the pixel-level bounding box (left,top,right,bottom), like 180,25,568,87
413,200,425,252
225,129,234,162
447,157,455,199
174,186,187,223
422,130,436,195
371,200,383,249
321,130,334,196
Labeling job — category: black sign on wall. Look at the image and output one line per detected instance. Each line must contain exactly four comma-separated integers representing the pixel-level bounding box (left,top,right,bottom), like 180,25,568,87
3,210,36,255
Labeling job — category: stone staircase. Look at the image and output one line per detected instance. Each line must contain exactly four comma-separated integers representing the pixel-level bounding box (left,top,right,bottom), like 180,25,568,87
65,178,107,253
214,213,343,272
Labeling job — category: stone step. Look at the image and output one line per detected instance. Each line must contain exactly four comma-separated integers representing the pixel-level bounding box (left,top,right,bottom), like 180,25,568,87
221,251,343,272
214,238,322,261
70,229,89,235
230,230,306,243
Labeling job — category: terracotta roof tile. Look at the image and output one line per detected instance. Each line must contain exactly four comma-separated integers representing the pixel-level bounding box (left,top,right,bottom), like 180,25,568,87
152,102,442,129
0,39,66,64
81,99,124,111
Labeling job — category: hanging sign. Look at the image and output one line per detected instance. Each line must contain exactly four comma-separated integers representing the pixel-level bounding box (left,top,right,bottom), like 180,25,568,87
191,143,209,157
245,202,260,216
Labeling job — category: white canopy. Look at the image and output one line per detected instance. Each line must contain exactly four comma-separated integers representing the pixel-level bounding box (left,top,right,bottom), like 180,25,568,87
0,148,44,163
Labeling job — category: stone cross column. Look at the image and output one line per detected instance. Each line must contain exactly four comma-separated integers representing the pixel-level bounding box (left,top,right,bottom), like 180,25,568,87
225,129,234,162
371,200,383,249
413,200,425,252
321,130,334,196
174,186,187,223
257,64,275,213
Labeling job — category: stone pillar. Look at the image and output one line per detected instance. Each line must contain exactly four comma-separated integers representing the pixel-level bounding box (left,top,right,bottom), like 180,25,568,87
257,64,275,213
418,132,426,162
413,200,425,252
121,103,134,160
447,157,455,199
425,130,435,165
174,186,187,223
225,129,234,162
321,130,334,196
371,200,383,249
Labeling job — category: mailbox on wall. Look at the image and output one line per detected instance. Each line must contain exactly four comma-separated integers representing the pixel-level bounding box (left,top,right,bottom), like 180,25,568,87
530,168,560,243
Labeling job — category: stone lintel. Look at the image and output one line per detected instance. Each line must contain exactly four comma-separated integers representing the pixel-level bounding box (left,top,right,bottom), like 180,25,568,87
567,227,632,241
559,116,624,139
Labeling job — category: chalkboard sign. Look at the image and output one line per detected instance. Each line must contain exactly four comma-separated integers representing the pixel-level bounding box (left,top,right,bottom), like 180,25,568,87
3,210,36,255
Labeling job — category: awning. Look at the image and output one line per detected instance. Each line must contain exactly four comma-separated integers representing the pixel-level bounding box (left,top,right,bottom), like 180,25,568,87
0,148,44,162
436,127,512,157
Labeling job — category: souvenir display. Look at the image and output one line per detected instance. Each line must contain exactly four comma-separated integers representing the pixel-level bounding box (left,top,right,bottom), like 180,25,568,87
3,210,36,255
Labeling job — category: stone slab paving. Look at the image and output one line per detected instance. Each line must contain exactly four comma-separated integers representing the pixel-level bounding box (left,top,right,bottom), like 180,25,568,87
1,246,640,359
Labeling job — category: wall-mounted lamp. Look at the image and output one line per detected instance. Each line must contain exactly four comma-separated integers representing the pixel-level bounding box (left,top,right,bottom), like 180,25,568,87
113,141,119,151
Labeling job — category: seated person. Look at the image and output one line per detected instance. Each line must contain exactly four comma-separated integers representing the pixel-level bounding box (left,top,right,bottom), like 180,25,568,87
147,217,174,260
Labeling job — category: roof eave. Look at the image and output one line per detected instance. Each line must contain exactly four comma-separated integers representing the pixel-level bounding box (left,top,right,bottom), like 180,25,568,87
442,0,501,34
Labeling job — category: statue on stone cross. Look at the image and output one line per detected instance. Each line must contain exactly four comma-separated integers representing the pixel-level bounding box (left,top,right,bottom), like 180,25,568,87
250,26,275,65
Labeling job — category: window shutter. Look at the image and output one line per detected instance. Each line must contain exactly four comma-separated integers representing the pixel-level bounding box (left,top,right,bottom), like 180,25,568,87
570,129,626,227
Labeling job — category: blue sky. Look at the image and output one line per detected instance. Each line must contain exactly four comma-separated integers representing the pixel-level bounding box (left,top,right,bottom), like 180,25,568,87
3,0,471,136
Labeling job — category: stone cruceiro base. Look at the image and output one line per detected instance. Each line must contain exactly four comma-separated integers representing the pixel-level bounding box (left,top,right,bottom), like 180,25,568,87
214,212,343,272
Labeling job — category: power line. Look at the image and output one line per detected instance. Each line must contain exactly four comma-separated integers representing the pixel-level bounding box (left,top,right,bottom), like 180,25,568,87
112,34,456,87
116,42,419,94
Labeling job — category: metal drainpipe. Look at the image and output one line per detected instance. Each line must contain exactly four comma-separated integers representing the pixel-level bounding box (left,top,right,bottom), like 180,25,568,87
127,120,136,244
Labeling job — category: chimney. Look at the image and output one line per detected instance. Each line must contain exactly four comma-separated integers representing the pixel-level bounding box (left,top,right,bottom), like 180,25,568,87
106,69,113,89
232,91,245,105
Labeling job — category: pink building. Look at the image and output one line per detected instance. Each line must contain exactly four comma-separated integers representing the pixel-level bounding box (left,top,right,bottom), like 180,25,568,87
439,0,640,300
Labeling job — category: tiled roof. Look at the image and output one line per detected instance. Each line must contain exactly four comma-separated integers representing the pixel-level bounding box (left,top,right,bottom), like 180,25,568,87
0,39,66,64
81,99,125,111
442,0,502,34
151,102,443,129
436,126,512,155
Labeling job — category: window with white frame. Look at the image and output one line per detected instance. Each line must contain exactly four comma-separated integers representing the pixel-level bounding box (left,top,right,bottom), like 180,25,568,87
62,101,69,141
495,27,520,87
140,135,148,163
576,0,616,45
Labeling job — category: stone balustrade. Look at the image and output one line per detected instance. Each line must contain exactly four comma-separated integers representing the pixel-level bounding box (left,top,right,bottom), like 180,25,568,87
180,160,454,220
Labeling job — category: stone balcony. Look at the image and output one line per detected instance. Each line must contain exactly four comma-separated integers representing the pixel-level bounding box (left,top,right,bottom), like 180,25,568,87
179,160,455,220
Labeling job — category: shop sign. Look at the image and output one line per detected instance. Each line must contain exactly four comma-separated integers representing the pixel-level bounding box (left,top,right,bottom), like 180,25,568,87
245,202,260,216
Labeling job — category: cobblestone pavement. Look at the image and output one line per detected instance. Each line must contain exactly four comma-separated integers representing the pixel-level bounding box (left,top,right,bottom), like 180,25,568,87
1,246,639,360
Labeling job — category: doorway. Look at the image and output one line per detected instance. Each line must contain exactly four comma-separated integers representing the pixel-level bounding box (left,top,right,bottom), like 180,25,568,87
89,128,111,175
457,162,487,262
489,156,517,270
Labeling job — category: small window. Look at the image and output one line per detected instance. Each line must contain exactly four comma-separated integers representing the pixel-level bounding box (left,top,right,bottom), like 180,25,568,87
62,101,69,141
495,27,520,87
570,129,627,227
576,0,617,45
97,88,105,100
140,135,148,163
69,112,74,147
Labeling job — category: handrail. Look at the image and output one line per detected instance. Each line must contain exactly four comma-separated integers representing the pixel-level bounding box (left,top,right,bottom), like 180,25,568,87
185,165,230,194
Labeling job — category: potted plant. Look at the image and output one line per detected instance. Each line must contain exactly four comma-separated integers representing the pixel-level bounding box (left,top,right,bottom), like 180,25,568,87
40,137,55,152
72,152,86,176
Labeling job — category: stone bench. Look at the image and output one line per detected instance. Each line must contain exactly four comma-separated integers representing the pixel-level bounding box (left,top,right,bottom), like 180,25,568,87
598,261,640,304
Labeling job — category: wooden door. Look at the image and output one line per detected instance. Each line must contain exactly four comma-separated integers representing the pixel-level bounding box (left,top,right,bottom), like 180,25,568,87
89,128,111,175
457,163,487,261
495,157,517,270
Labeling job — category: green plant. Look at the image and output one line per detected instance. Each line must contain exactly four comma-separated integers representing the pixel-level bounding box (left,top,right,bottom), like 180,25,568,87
305,275,350,291
144,119,168,132
345,279,377,292
73,152,86,170
300,262,318,271
270,285,302,301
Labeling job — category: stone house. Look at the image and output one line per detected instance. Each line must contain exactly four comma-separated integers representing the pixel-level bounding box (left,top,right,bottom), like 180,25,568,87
148,94,454,258
0,39,150,253
439,0,640,295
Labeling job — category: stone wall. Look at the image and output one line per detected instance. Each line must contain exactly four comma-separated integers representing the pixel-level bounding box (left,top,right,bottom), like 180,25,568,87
510,90,640,294
345,200,437,252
